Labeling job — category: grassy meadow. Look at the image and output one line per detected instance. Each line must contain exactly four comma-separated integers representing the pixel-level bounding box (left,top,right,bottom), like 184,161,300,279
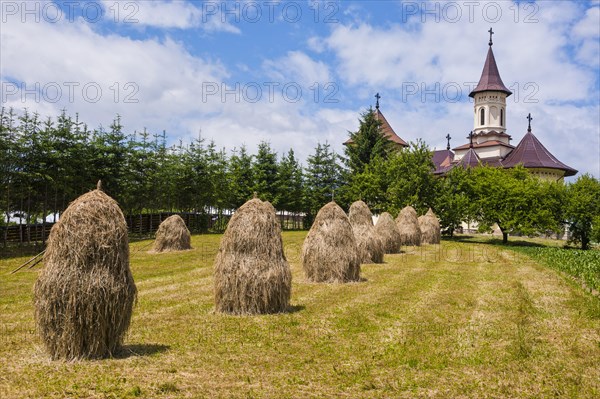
1,232,600,398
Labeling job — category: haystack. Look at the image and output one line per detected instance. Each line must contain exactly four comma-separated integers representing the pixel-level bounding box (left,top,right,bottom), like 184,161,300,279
152,215,192,252
396,206,421,246
419,208,441,245
214,198,291,314
33,182,136,360
375,212,401,254
302,202,360,283
348,201,384,264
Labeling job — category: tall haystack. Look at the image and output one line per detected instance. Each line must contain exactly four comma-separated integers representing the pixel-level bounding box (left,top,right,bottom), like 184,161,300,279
375,212,401,254
214,198,291,314
302,202,360,283
419,208,441,245
396,206,421,246
152,214,192,252
33,182,136,360
348,201,384,264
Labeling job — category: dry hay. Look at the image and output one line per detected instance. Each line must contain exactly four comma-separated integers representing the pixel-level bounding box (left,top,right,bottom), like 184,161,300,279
348,200,384,264
419,208,441,245
301,202,360,283
375,212,401,254
396,206,422,246
214,198,291,314
33,184,136,360
152,214,192,253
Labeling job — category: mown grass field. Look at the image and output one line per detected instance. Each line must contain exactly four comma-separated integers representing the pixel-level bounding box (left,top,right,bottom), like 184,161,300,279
1,232,600,398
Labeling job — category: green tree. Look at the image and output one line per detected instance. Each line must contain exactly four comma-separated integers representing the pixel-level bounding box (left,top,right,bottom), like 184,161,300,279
252,141,279,204
385,139,437,215
344,155,388,213
304,142,342,225
89,116,129,203
470,166,552,244
566,174,600,249
344,108,392,174
205,141,229,211
276,149,304,213
434,166,474,237
0,107,17,225
228,146,255,208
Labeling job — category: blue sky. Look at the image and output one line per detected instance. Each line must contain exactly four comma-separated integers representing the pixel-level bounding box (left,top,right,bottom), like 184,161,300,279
1,0,599,178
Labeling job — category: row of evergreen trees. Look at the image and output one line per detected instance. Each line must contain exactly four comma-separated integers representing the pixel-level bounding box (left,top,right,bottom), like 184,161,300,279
1,107,598,248
0,107,348,227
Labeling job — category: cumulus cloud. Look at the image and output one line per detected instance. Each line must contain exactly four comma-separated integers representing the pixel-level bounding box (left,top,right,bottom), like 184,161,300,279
0,0,597,177
0,6,353,164
263,51,331,88
100,0,241,33
317,1,599,177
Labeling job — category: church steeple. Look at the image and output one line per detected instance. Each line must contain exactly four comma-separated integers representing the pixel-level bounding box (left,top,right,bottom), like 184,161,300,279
470,29,512,98
470,29,512,136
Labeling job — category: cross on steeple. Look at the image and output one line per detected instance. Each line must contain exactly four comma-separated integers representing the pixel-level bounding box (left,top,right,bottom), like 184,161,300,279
446,133,451,150
375,92,381,109
469,131,474,148
488,27,494,46
527,113,533,132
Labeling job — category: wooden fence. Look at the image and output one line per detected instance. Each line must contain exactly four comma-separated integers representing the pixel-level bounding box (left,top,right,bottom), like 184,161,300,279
1,211,305,247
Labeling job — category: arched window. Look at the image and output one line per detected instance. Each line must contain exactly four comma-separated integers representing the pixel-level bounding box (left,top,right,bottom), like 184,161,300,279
480,108,485,125
500,108,504,126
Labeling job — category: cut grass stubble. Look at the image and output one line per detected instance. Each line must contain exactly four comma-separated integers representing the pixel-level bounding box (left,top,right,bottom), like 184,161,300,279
0,232,599,398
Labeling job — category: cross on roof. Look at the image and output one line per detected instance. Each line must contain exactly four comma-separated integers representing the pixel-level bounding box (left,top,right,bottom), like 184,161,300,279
527,113,533,132
488,28,494,46
375,92,381,109
446,133,451,150
469,131,474,148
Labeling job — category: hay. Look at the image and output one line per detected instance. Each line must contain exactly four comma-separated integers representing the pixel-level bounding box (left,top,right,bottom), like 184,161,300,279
375,212,401,254
396,206,422,246
302,202,360,283
152,215,192,253
419,208,441,245
33,185,136,360
214,198,291,314
348,201,384,264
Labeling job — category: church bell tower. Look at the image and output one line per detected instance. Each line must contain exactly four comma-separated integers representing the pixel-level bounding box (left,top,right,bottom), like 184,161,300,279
469,28,512,137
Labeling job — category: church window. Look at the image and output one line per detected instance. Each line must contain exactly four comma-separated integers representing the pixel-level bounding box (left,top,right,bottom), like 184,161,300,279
480,108,485,125
500,108,504,126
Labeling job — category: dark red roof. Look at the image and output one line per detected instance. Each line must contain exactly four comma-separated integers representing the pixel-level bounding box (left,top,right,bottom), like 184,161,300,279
375,109,408,146
432,149,454,168
453,140,514,151
344,108,408,147
502,130,577,176
480,156,504,167
469,46,512,97
456,148,481,168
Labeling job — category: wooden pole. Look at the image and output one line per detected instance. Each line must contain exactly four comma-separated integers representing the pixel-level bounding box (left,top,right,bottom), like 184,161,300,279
10,250,45,274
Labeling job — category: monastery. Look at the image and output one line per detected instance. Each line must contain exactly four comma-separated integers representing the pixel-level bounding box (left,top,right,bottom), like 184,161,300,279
351,29,578,181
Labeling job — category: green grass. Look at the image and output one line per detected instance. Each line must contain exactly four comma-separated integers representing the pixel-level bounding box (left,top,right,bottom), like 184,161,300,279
1,232,600,398
446,234,600,293
512,247,600,293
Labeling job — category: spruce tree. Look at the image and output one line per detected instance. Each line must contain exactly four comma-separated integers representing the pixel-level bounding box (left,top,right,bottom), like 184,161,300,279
276,149,304,213
252,141,279,204
228,146,255,208
305,142,342,225
344,107,392,174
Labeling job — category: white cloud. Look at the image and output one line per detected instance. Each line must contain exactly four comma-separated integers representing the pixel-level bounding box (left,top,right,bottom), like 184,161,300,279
0,12,353,165
317,1,599,177
263,51,331,88
100,0,241,33
571,6,600,66
0,0,597,179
